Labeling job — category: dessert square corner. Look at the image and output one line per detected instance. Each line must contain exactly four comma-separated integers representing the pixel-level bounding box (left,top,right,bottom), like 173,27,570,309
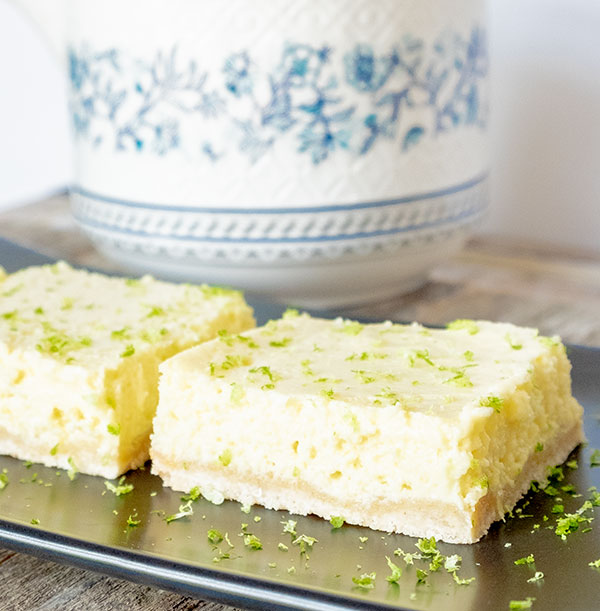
150,313,584,543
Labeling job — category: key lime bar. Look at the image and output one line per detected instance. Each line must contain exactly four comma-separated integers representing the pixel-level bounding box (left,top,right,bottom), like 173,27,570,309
0,262,254,478
151,312,583,543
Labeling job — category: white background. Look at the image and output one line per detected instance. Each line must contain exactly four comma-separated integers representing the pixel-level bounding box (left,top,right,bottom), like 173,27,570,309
0,0,599,252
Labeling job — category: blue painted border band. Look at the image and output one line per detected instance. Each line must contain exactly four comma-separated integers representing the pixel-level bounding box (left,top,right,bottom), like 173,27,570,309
74,205,483,244
70,173,488,215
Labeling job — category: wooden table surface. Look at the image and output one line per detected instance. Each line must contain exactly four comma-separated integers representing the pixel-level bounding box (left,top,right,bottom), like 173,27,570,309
0,194,599,610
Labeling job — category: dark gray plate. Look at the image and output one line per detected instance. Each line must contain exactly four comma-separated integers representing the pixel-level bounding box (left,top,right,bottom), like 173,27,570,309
1,237,599,611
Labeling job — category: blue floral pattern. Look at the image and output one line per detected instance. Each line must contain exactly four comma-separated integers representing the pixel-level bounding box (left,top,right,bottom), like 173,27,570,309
68,28,487,165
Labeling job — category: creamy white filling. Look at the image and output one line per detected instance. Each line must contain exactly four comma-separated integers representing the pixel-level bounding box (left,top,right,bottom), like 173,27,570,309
153,314,582,519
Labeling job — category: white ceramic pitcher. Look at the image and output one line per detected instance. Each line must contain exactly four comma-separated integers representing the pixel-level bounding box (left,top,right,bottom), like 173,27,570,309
13,0,489,307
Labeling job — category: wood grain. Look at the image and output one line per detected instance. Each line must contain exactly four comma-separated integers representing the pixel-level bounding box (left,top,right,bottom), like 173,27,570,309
0,194,599,610
0,546,238,610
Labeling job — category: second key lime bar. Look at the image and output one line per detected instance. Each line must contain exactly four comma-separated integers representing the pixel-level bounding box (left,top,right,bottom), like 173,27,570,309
0,262,255,478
